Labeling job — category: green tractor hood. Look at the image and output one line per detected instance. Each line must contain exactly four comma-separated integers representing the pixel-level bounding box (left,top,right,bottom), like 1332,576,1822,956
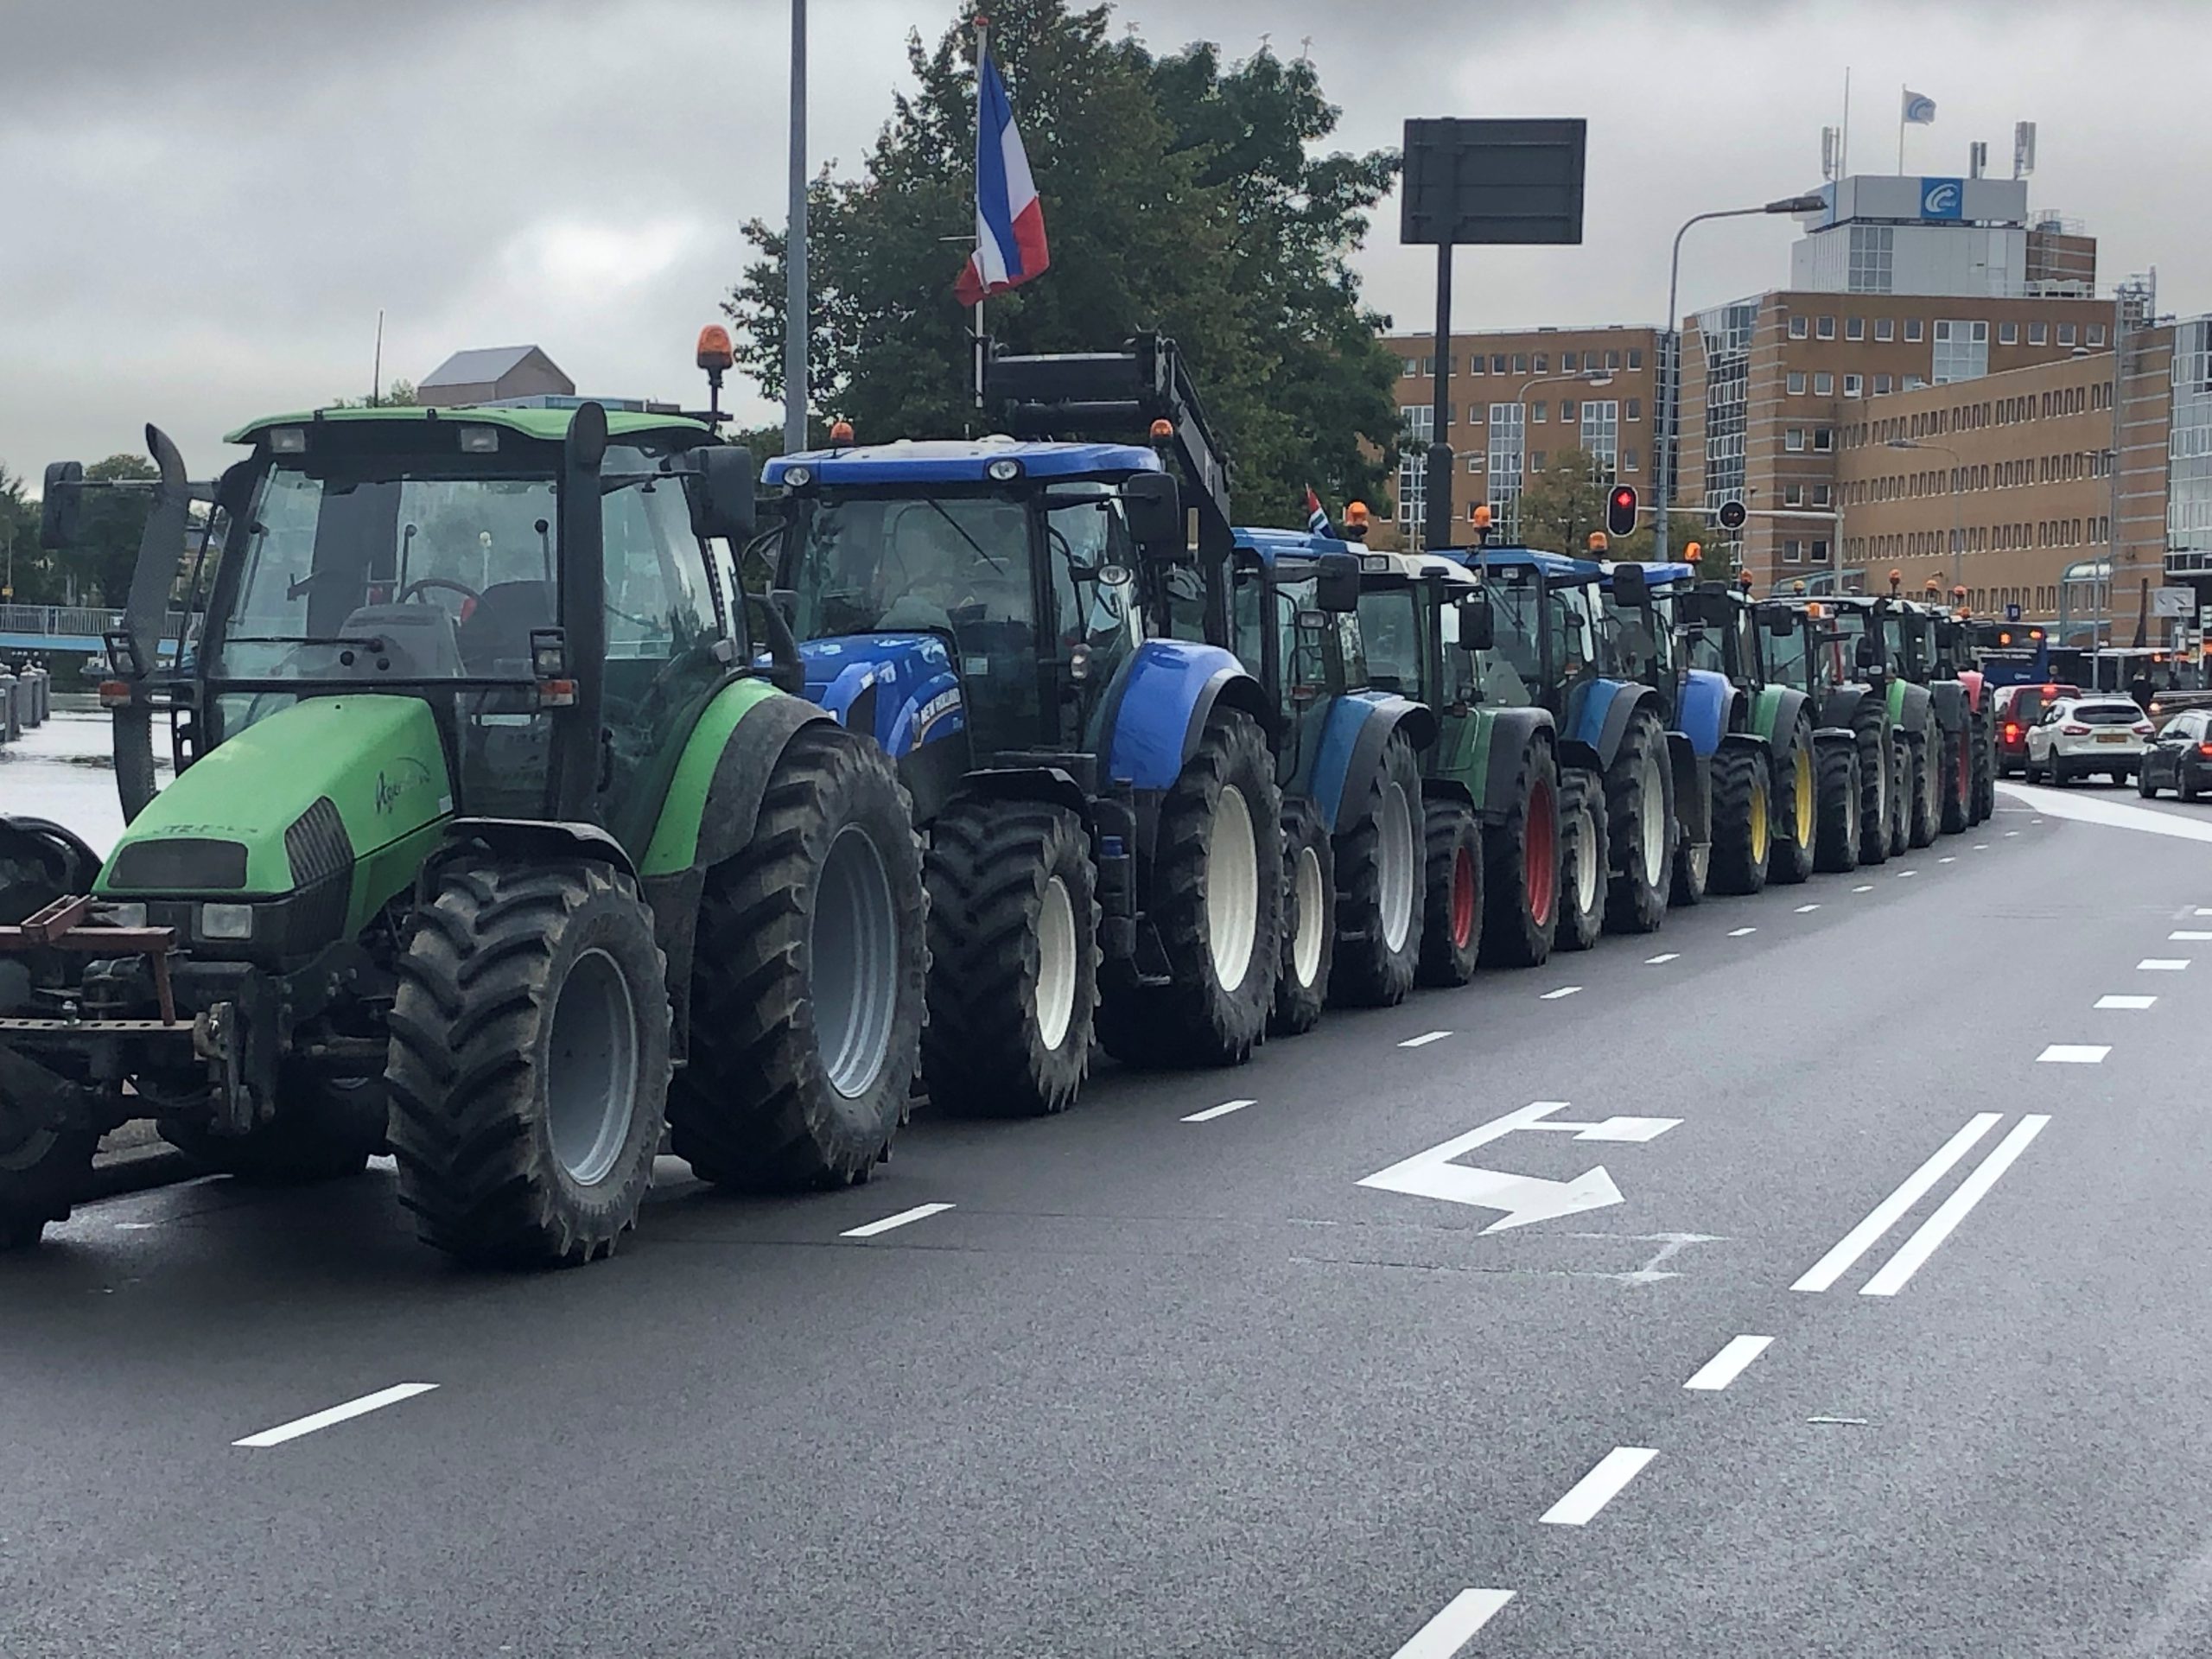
98,696,454,906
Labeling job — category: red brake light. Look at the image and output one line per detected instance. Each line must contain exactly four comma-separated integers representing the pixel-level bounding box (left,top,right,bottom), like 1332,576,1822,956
2198,742,2212,759
2135,722,2155,735
2003,722,2020,741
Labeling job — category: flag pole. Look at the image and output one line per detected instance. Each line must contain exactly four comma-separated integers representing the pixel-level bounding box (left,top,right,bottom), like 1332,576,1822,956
1897,82,1906,174
972,14,988,411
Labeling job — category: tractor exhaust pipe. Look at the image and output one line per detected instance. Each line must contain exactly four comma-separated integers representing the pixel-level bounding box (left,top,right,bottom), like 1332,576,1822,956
109,425,193,824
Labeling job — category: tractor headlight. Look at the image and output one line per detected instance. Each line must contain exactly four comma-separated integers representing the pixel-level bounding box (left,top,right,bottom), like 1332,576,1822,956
781,464,814,488
197,903,255,942
986,458,1024,482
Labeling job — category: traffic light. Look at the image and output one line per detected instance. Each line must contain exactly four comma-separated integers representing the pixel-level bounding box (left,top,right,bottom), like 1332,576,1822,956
1718,499,1747,531
1606,485,1638,538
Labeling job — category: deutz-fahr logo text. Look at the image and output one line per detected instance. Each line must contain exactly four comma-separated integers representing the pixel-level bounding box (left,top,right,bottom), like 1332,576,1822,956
374,758,435,816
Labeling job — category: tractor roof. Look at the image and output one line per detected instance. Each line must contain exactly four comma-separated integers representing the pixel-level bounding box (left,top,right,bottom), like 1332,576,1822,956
1351,549,1474,586
1605,560,1698,591
1442,545,1605,582
1231,527,1360,565
761,438,1164,486
225,404,712,446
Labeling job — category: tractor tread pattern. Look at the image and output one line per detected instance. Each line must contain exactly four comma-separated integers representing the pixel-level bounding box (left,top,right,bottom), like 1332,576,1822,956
1479,739,1559,969
1815,741,1862,874
1603,710,1671,935
1767,717,1817,887
1269,798,1334,1038
1414,799,1484,988
1708,745,1770,896
1556,766,1610,953
1330,733,1425,1007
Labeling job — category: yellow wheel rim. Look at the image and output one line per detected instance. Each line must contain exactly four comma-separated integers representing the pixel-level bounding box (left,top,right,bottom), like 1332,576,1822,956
1792,748,1814,845
1750,773,1770,865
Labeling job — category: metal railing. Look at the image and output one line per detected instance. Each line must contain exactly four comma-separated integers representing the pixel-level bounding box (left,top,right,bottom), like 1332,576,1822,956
0,603,189,639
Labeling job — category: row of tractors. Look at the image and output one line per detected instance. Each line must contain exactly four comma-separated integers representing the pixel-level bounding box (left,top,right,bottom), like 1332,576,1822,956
0,332,1995,1268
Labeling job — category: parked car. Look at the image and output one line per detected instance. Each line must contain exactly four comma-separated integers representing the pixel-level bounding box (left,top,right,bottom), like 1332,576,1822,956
2023,696,2154,785
2138,708,2212,801
1992,681,2080,777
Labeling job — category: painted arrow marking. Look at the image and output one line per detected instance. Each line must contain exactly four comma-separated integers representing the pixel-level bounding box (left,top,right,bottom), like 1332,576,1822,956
1357,1102,1680,1232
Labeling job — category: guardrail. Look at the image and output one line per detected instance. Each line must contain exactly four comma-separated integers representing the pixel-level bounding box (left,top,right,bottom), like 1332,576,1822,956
0,604,190,642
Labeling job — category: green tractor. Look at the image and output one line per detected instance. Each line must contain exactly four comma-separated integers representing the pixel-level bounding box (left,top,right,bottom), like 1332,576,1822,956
0,402,926,1265
1764,594,1920,869
1353,550,1563,968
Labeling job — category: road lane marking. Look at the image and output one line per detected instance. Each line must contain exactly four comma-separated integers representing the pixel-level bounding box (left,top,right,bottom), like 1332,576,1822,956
1974,842,1990,849
1389,1589,1516,1658
233,1383,438,1448
1645,952,1679,964
1399,1031,1452,1049
1729,926,1757,937
1939,856,1955,863
1540,986,1581,1001
1852,884,1874,893
1861,1116,2051,1296
2037,1045,2110,1064
2005,830,2020,836
1794,904,1819,913
841,1202,956,1238
1684,1335,1774,1392
1540,1446,1657,1526
1182,1098,1256,1122
1897,869,1919,878
2171,931,2212,942
2098,995,2158,1010
1791,1114,2002,1293
2139,959,2192,972
2195,907,2212,917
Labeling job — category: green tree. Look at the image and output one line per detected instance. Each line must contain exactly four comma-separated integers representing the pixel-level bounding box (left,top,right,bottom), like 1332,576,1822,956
73,454,159,606
1513,448,1674,563
726,0,1399,528
329,378,419,410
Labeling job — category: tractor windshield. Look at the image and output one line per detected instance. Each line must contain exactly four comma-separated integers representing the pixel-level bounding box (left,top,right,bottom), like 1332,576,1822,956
1233,569,1332,703
1605,590,1673,683
1357,589,1421,695
1767,615,1814,692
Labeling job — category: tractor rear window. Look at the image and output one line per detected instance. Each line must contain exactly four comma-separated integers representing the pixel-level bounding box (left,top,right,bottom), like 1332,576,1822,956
2068,702,2142,726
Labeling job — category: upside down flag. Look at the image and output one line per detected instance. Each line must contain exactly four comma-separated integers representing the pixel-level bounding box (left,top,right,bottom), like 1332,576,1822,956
956,48,1050,307
1305,486,1333,537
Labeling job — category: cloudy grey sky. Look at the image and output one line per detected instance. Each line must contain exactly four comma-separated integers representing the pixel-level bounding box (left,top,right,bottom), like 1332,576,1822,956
3,0,2203,481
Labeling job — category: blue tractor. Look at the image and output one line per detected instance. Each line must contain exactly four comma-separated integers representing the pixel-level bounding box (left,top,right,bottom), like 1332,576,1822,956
759,335,1423,1112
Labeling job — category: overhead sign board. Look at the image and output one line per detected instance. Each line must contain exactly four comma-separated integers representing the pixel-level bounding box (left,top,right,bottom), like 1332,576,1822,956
1401,118,1588,247
1919,176,1965,220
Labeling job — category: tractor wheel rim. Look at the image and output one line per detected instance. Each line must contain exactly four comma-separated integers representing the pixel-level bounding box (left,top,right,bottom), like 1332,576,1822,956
1378,782,1416,954
1794,749,1815,844
812,822,899,1097
1637,752,1667,886
1526,779,1557,928
1451,845,1477,948
546,946,639,1187
1291,843,1325,988
1574,801,1601,914
1035,874,1077,1053
1205,784,1259,990
1750,773,1770,864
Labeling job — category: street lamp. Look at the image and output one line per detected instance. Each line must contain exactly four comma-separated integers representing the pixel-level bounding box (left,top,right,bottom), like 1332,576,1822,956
1887,436,1964,592
1654,194,1827,566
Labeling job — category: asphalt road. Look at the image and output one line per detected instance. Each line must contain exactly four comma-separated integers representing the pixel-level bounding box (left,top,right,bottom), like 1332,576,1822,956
10,785,2212,1657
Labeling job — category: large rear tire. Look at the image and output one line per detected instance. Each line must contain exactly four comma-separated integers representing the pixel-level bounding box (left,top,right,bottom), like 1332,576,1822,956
1603,710,1671,935
1098,709,1281,1069
1330,732,1425,1007
1478,739,1560,969
1887,737,1912,856
161,1071,387,1184
1708,746,1771,897
921,798,1095,1117
1814,740,1862,874
1415,800,1484,988
1270,798,1335,1038
1906,731,1939,849
1970,710,1995,823
1939,723,1971,835
0,1121,97,1250
1853,705,1891,868
1556,766,1609,953
672,725,925,1175
390,861,671,1268
1767,721,1816,887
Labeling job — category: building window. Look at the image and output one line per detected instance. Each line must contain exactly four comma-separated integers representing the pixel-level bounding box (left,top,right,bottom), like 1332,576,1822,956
1812,539,1831,563
1783,539,1803,564
1622,447,1640,472
1813,484,1832,507
1492,354,1507,374
1514,354,1529,374
1531,401,1548,423
1786,428,1807,452
1874,373,1892,395
1397,405,1435,527
1847,317,1866,340
2088,323,2107,346
1785,483,1804,506
1814,427,1834,452
1535,353,1549,374
1789,316,1810,340
1529,451,1547,472
1848,225,1896,293
2029,321,2047,346
1932,319,1990,385
1560,399,1578,422
1466,455,1481,473
1628,348,1644,370
2057,323,2077,346
1562,352,1580,372
1625,397,1642,421
1844,373,1864,397
1906,319,1925,342
1877,319,1896,342
1999,321,2019,345
1814,371,1835,396
1467,404,1486,424
1606,350,1622,371
1817,316,1837,340
1470,355,1486,375
1485,404,1526,534
1580,400,1620,474
1788,371,1807,395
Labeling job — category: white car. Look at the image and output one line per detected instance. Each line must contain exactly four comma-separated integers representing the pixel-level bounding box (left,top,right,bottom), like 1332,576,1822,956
2023,696,2155,785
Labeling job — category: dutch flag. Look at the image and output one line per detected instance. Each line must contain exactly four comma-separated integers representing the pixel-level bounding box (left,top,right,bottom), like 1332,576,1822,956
1305,486,1333,538
956,47,1050,308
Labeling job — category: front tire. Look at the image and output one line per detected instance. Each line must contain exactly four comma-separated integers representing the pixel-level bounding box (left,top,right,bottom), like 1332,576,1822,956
1415,800,1484,988
1940,725,1971,835
1768,723,1816,887
1709,746,1771,897
1906,732,1938,849
389,860,671,1268
1854,707,1891,867
1270,798,1335,1038
1970,711,1995,822
1603,710,1670,935
1330,732,1425,1007
1479,739,1560,969
1099,709,1281,1069
1888,739,1912,856
1814,739,1862,874
921,798,1095,1117
2139,766,2160,798
1556,766,1609,953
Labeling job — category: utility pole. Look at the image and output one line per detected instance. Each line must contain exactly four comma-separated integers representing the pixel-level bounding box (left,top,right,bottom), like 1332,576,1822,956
784,0,810,453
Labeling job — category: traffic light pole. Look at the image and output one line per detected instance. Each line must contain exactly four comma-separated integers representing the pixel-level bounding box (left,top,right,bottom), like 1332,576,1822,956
1422,243,1455,554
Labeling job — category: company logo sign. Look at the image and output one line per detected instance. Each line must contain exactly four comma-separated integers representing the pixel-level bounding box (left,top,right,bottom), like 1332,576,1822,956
1920,177,1964,220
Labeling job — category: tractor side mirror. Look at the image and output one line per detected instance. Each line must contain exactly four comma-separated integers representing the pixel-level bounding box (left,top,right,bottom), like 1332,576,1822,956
1765,608,1796,637
40,461,83,550
1315,552,1362,614
1610,561,1650,607
691,446,758,543
1122,472,1185,561
1854,636,1882,671
1455,591,1495,652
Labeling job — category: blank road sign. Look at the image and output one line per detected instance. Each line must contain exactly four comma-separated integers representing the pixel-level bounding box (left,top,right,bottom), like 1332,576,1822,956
1401,118,1588,247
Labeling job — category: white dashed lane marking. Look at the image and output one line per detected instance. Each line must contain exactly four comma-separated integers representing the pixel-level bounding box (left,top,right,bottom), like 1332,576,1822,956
1182,1098,1256,1123
1541,1447,1658,1527
1645,953,1679,965
841,1203,956,1239
233,1383,440,1449
2139,959,2191,972
1540,986,1582,1001
1398,1031,1452,1050
1683,1335,1774,1392
2096,995,2157,1010
1389,1589,1516,1658
1729,926,1757,937
2036,1045,2110,1065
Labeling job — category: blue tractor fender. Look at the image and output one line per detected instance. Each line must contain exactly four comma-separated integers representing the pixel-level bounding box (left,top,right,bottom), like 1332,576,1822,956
796,634,964,757
1097,639,1270,791
1294,691,1437,835
1677,669,1732,760
1564,678,1658,775
1477,706,1555,824
1666,730,1709,847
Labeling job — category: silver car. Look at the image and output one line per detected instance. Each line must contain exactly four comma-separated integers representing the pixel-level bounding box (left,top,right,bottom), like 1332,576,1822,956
2023,696,2155,785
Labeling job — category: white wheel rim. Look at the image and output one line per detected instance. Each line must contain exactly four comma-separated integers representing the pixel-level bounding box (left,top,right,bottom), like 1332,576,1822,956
1637,753,1667,886
546,947,639,1187
1292,844,1325,987
1575,804,1600,912
1206,785,1259,990
1378,783,1416,953
1035,874,1077,1052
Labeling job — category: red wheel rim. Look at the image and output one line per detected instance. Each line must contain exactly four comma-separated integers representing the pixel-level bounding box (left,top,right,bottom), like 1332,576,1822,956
1525,779,1557,927
1451,844,1477,948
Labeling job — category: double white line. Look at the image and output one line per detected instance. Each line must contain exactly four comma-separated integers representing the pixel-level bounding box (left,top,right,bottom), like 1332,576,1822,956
1793,1113,2050,1296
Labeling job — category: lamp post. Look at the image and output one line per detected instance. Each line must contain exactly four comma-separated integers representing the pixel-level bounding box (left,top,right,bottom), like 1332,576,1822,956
783,0,809,452
1655,194,1827,567
1886,437,1964,593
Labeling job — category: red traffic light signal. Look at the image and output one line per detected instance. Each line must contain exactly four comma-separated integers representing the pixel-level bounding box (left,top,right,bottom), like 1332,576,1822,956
1606,485,1638,538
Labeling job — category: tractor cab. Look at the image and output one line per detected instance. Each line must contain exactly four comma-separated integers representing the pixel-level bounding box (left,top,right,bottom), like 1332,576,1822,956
1446,545,1610,720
